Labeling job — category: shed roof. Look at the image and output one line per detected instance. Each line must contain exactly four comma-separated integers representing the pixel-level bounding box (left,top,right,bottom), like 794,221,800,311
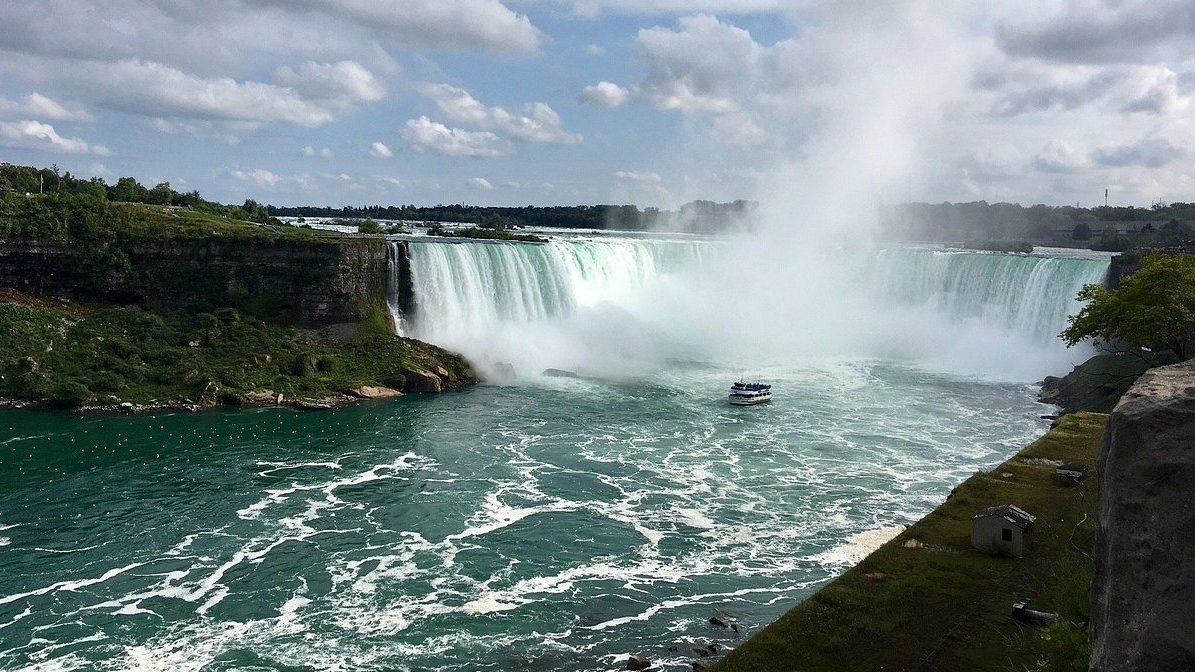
973,504,1036,530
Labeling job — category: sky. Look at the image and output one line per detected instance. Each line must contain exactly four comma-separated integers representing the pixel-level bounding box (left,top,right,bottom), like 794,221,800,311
1,0,1194,209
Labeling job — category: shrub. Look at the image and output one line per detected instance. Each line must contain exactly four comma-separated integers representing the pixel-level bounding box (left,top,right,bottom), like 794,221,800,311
292,352,320,376
47,380,93,408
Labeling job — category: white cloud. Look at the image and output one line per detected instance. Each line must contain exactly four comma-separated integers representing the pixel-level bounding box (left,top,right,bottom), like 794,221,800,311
564,0,783,18
152,119,244,145
996,0,1195,64
614,170,662,184
1033,140,1087,174
0,119,109,155
81,60,337,127
0,0,541,67
230,168,284,187
586,44,606,56
401,116,510,157
580,81,629,108
268,0,542,53
273,60,385,107
370,141,393,158
302,146,334,157
1092,138,1184,168
0,93,92,121
418,83,582,144
467,176,494,190
636,14,762,114
72,59,384,129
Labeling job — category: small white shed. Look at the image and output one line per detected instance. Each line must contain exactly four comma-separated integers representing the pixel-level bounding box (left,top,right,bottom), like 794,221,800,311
972,504,1036,557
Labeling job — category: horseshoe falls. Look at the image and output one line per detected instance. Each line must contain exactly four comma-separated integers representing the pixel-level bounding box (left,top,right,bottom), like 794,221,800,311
403,237,1110,381
1,235,1112,672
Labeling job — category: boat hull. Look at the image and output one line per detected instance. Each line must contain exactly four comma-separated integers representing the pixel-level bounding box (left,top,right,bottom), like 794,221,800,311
728,394,772,406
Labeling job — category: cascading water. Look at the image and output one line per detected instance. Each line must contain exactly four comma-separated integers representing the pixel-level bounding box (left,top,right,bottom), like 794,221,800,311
866,247,1110,345
393,236,1110,380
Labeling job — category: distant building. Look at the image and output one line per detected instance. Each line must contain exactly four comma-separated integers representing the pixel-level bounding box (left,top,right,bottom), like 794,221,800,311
1055,462,1090,484
972,504,1036,557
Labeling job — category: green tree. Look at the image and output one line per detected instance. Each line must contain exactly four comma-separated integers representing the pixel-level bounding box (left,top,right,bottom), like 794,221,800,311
357,217,383,235
1062,254,1195,360
1072,222,1092,241
109,176,148,202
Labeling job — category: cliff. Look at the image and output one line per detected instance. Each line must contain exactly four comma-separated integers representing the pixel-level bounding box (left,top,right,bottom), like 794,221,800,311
0,236,389,329
1090,360,1195,671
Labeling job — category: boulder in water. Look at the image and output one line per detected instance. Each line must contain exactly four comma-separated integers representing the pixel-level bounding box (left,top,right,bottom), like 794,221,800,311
626,653,651,670
542,368,580,378
401,367,444,393
352,385,402,399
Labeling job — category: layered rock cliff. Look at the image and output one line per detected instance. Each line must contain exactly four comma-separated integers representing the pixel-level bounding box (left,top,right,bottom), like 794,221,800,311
0,237,389,328
1091,360,1195,671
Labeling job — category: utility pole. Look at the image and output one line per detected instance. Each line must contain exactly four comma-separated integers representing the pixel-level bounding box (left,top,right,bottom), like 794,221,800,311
1105,188,1108,208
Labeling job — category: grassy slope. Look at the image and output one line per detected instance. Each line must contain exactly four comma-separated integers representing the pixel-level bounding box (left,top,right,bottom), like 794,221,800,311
716,413,1107,672
106,203,351,241
0,296,474,409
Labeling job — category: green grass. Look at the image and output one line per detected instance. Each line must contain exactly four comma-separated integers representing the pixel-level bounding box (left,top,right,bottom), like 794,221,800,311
0,296,474,409
716,413,1107,672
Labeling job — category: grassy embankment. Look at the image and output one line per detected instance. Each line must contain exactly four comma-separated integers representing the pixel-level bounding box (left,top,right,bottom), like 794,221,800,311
1,188,476,410
0,292,473,410
717,412,1107,672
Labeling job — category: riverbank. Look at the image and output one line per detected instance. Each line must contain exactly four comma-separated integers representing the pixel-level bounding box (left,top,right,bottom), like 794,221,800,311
0,290,475,412
715,412,1107,671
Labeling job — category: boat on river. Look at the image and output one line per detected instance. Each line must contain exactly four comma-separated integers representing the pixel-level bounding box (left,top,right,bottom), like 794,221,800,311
728,381,772,406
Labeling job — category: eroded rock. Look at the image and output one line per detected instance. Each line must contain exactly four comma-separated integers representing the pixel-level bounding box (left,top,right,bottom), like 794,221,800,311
1091,360,1195,672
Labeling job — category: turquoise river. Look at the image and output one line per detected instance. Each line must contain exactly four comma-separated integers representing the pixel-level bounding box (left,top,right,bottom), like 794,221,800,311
0,237,1111,671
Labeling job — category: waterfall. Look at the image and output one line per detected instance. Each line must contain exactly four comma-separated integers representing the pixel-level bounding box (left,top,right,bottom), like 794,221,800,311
390,237,1111,379
866,248,1110,345
402,238,714,344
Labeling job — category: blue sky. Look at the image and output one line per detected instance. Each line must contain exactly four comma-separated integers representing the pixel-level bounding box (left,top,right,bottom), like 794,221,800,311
2,1,1194,209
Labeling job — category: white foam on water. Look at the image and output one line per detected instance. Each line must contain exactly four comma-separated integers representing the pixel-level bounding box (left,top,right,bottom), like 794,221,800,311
812,524,908,566
0,562,145,607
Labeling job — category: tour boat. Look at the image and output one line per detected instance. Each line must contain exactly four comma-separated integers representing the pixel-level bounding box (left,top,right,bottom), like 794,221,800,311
728,381,772,406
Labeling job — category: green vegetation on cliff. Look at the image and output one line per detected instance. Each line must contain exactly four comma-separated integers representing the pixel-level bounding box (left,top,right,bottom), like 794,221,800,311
0,293,474,410
716,413,1107,672
427,224,548,243
1063,253,1195,360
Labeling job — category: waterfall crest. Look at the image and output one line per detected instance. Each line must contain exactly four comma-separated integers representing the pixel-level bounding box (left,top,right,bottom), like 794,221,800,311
390,238,1110,380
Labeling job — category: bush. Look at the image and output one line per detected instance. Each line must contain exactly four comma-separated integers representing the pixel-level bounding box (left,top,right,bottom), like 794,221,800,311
88,371,128,393
292,352,320,376
47,380,93,409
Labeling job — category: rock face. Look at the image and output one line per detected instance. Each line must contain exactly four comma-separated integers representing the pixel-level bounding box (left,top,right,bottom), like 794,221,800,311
1039,353,1160,414
1090,359,1195,672
0,237,388,328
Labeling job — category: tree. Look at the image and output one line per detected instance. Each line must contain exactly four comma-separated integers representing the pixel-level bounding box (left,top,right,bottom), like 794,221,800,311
1072,222,1092,241
357,217,382,235
1062,254,1195,360
108,176,148,203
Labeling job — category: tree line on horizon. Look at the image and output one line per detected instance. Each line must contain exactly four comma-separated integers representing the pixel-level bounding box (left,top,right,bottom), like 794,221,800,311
0,163,277,226
266,199,759,233
883,200,1195,250
6,162,1195,243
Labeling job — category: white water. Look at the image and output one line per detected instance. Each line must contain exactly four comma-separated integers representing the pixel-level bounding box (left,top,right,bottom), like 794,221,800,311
396,237,1110,382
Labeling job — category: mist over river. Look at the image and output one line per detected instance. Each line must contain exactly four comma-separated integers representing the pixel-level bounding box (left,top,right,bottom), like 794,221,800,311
0,236,1111,671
